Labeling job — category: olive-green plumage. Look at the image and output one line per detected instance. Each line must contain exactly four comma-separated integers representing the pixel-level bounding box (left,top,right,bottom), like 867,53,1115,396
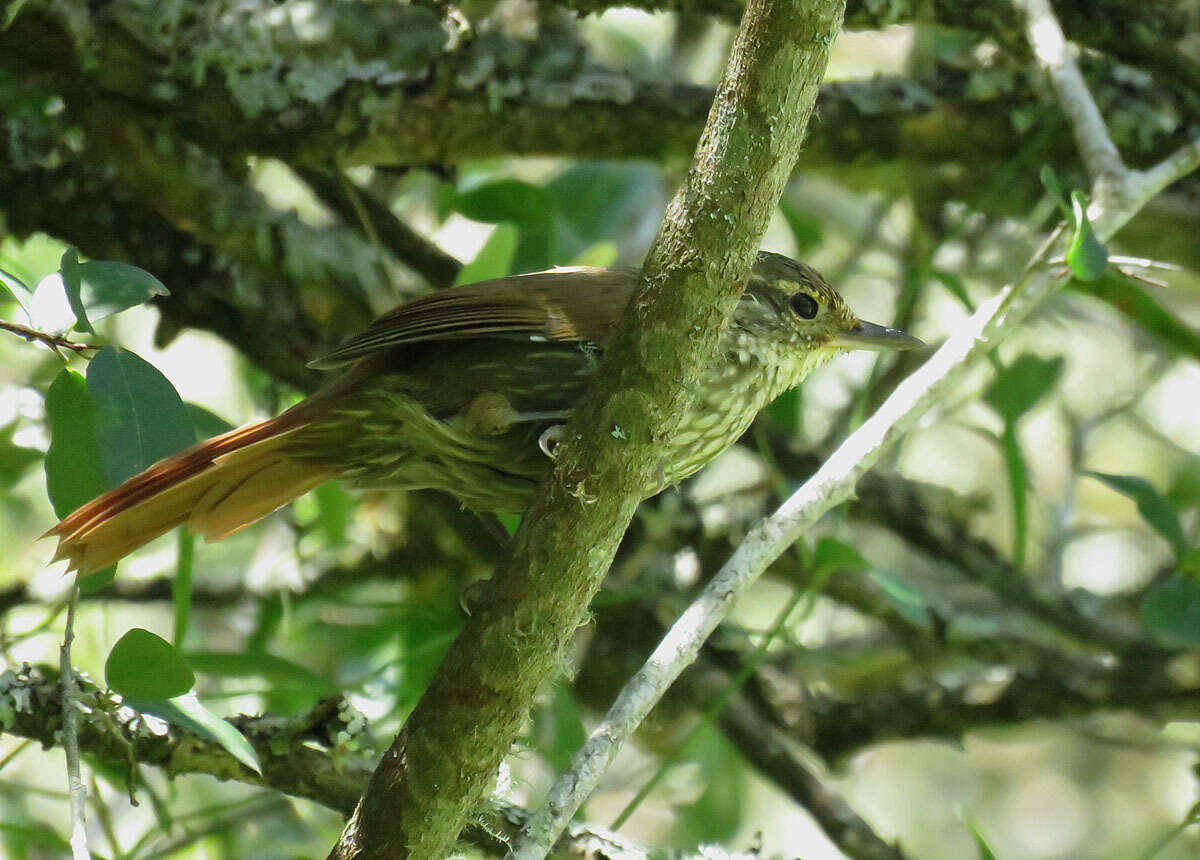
47,252,921,572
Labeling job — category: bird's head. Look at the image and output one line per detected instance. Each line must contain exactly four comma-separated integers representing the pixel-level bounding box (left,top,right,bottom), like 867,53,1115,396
735,251,924,362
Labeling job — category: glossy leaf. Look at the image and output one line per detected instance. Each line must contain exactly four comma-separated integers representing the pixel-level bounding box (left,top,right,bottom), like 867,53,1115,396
87,347,195,486
1067,191,1108,281
106,628,195,699
1085,472,1188,560
984,354,1064,422
129,693,262,774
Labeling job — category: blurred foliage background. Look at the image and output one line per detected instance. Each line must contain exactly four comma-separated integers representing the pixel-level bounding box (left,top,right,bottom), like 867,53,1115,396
2,0,1200,858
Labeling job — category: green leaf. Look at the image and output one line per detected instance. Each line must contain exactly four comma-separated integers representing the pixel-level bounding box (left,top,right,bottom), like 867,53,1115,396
984,354,1064,422
106,628,195,699
0,420,41,489
313,481,356,546
813,537,868,577
1067,191,1108,281
1141,575,1200,647
43,368,108,518
779,200,823,255
54,251,168,333
1085,472,1188,560
128,693,262,774
75,259,169,321
569,241,619,268
1071,271,1200,363
868,568,930,625
931,268,976,312
962,813,999,860
58,249,93,333
87,347,195,486
1039,164,1071,218
185,650,337,697
454,223,519,285
185,402,235,440
766,387,801,434
0,265,33,313
455,179,554,272
547,162,658,252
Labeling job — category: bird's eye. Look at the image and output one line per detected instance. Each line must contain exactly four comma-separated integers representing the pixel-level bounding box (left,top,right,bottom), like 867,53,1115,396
789,292,819,319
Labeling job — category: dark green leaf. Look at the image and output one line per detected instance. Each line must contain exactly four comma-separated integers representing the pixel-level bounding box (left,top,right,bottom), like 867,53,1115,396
1067,191,1108,281
43,368,108,518
766,387,801,434
1071,271,1200,362
128,693,261,774
984,354,1064,422
454,223,519,285
106,628,195,699
1085,472,1188,560
1141,575,1200,647
78,567,117,593
87,347,195,486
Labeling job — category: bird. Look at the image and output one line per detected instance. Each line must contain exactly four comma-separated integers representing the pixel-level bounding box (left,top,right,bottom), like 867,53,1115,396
46,251,922,573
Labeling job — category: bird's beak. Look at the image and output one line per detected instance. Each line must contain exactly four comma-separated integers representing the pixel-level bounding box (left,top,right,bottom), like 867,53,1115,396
830,320,925,351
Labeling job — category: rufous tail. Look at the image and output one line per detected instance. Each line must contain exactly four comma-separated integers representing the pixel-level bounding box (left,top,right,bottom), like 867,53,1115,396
44,414,335,574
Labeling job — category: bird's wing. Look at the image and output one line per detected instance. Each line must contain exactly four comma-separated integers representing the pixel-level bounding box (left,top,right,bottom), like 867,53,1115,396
309,267,638,369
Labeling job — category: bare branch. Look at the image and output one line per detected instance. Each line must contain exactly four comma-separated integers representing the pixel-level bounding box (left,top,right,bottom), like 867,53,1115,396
0,319,93,357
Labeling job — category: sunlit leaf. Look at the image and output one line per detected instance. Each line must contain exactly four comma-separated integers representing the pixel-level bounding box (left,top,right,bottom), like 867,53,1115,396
454,223,519,285
1067,191,1108,281
106,628,195,699
0,265,33,314
1085,472,1187,560
129,693,261,774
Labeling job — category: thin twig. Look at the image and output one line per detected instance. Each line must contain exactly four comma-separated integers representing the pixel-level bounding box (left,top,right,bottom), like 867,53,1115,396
59,582,89,860
0,318,94,356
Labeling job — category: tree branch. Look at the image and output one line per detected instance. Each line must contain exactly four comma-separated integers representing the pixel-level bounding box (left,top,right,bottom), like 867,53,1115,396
328,1,848,857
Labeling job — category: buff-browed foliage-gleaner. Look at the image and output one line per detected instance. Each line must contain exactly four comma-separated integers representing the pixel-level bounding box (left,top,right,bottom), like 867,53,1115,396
47,251,923,573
